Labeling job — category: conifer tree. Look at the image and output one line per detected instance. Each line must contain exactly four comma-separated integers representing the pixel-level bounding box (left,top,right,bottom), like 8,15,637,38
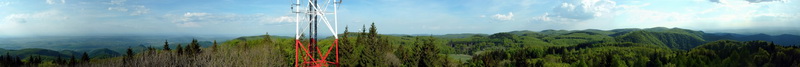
164,40,170,51
189,39,201,54
29,55,42,65
81,52,90,62
339,26,353,66
369,22,377,39
14,56,20,66
55,55,63,64
127,47,134,58
69,56,76,65
212,40,218,52
124,47,132,64
3,52,9,64
177,44,184,54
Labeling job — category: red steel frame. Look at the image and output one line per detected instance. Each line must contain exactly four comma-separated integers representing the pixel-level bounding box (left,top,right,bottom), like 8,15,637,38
292,0,341,66
295,39,339,67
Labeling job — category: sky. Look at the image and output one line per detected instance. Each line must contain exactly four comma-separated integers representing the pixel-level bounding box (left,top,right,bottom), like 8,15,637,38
1,0,799,37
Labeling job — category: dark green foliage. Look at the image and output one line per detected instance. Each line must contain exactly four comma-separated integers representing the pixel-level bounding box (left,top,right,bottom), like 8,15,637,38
81,52,90,62
69,56,76,65
176,44,184,54
339,23,393,66
212,40,218,52
54,55,65,64
164,40,170,51
489,32,516,39
417,36,445,67
186,39,202,55
1,52,23,66
457,27,800,67
124,47,133,64
680,40,800,67
27,55,43,65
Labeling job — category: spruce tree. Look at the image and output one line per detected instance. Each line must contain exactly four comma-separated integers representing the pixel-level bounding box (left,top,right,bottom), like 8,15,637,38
55,55,63,64
69,56,76,65
164,40,171,51
177,44,184,54
189,39,201,54
127,47,134,58
14,56,20,66
189,39,195,54
212,40,218,52
81,52,90,62
125,47,132,64
339,26,353,66
421,36,440,67
3,52,9,64
369,22,377,39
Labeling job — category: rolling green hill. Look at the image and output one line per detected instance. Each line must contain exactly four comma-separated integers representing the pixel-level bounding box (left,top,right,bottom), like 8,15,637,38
88,48,120,59
616,31,706,50
4,26,800,67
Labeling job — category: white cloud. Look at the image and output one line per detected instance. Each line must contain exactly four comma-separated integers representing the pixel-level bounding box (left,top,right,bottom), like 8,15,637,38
0,2,9,7
491,12,514,21
615,9,695,28
106,0,126,5
130,6,149,16
103,0,147,16
535,0,617,23
268,16,296,23
106,5,150,16
745,0,787,3
45,0,65,5
164,12,295,27
183,12,208,17
46,0,55,4
2,10,65,23
107,7,128,12
1,10,69,36
170,12,211,27
532,13,581,23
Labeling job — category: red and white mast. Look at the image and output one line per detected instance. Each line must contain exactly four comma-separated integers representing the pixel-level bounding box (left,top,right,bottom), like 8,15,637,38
291,0,341,67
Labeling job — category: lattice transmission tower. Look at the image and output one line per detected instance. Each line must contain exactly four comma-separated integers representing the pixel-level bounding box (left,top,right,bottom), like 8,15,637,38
291,0,342,67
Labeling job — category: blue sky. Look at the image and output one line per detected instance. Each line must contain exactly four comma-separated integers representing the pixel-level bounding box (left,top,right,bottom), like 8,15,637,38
1,0,798,37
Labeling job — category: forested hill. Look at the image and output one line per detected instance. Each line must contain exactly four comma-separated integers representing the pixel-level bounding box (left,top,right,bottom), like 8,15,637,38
430,27,800,66
430,27,800,50
5,26,800,67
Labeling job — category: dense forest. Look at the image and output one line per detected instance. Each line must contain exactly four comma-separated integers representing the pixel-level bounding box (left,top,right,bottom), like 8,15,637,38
1,23,800,67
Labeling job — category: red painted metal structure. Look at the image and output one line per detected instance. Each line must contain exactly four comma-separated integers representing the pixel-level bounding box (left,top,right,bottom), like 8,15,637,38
294,39,338,67
292,0,342,67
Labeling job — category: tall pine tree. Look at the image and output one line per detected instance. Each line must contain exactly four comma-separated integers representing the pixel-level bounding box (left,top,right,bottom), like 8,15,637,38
188,39,201,54
177,44,184,55
69,56,76,65
212,40,218,52
126,47,134,58
81,52,90,62
164,40,170,51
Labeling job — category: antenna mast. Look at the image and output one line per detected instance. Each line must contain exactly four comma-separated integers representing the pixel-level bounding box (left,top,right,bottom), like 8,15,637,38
292,0,341,66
